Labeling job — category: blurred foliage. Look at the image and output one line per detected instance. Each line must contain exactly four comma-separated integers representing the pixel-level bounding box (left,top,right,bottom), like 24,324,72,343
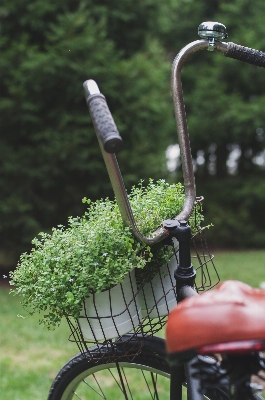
182,0,265,247
0,0,176,258
1,0,265,261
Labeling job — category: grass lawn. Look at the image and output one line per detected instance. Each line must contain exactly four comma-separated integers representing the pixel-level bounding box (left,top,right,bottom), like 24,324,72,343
0,288,77,400
213,249,265,287
1,249,265,399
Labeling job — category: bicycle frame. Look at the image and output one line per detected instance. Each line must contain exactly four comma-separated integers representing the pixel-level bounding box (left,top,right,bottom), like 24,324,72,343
83,21,265,400
83,34,229,400
83,26,229,400
169,37,228,400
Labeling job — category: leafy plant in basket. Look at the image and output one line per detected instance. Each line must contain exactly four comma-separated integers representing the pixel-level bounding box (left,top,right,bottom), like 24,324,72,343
10,179,204,330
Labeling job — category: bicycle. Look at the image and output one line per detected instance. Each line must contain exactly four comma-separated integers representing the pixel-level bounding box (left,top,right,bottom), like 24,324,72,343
48,21,265,400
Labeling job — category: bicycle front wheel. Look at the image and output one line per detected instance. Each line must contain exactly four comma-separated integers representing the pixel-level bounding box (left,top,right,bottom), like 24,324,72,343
48,336,259,400
47,338,170,400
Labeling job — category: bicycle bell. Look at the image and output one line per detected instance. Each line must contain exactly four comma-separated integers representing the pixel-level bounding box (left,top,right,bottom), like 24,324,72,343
198,21,228,51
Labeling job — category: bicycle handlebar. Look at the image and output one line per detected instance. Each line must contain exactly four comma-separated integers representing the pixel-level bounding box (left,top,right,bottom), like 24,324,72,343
224,42,265,67
84,81,123,153
84,22,265,246
83,80,169,245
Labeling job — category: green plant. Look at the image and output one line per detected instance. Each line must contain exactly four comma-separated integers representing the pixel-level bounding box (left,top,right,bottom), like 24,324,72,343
10,179,204,329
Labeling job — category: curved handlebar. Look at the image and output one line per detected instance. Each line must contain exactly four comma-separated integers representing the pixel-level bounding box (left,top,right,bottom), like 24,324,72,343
84,27,264,246
170,40,228,221
84,80,169,245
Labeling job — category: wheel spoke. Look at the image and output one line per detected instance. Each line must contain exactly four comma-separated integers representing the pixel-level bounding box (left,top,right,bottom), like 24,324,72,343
121,367,134,400
141,369,157,400
151,372,159,400
108,367,125,393
81,374,107,399
73,392,82,399
116,362,129,400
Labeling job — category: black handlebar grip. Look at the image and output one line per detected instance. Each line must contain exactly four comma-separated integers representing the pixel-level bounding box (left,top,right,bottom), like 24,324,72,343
87,93,123,153
224,42,265,68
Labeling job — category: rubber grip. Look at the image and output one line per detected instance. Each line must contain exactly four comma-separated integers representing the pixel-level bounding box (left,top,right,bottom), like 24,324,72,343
87,93,123,153
225,42,265,68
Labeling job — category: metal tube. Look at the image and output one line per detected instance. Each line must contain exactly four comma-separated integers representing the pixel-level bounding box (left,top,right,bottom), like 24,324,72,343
84,40,229,245
171,40,228,221
178,285,198,301
215,41,229,54
83,79,169,245
97,138,169,245
171,40,208,221
170,365,184,400
185,358,204,400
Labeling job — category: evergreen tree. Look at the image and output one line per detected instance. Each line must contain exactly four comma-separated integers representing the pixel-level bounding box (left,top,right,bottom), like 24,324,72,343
1,0,265,261
0,0,176,259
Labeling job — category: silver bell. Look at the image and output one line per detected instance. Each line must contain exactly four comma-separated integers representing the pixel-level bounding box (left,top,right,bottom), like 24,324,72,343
198,21,227,51
198,21,228,41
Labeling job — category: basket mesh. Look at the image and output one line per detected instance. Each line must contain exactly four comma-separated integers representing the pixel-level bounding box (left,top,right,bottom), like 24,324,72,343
67,200,219,363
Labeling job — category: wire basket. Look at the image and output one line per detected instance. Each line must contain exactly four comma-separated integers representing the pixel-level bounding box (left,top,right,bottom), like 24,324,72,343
67,209,220,363
67,246,179,362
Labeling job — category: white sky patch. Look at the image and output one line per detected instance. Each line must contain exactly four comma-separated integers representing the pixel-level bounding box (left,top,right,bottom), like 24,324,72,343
166,144,180,172
196,150,205,166
166,140,265,174
226,145,241,175
253,149,265,168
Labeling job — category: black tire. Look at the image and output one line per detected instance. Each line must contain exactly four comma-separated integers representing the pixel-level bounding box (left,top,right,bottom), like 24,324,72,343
48,336,170,400
47,336,263,400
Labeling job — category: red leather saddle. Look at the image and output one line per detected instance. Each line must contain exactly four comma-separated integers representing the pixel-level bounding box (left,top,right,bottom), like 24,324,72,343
166,280,265,361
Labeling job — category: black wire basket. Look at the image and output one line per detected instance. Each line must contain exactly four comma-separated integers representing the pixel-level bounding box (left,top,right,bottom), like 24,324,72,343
67,205,219,363
67,249,179,362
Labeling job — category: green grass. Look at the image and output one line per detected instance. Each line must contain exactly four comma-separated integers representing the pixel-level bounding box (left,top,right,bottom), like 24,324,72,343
213,250,265,287
1,249,265,399
0,288,77,400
